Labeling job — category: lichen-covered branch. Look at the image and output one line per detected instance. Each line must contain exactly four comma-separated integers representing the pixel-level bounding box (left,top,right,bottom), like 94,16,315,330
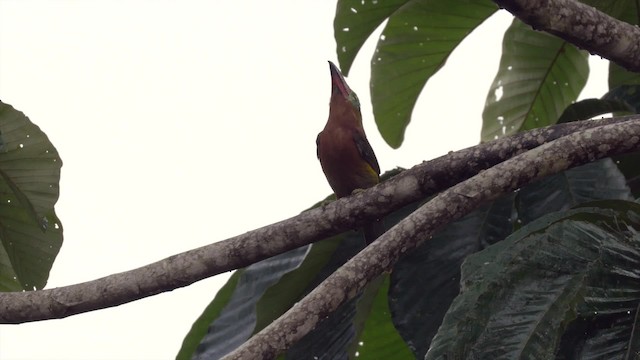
222,118,640,359
0,116,634,324
494,0,640,71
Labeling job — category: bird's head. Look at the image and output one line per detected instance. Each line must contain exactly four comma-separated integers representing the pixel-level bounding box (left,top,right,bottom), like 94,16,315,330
328,61,362,123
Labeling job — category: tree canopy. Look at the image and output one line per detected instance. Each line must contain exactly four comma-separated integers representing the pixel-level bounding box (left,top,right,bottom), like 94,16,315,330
3,0,640,359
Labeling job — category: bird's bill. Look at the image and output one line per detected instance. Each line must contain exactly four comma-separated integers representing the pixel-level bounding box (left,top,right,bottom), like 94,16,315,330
328,61,352,98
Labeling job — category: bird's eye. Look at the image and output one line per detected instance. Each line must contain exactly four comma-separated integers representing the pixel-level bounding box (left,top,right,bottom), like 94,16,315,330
350,93,361,109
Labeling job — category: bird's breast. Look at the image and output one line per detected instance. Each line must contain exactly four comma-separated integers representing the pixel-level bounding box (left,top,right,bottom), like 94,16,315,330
317,127,379,198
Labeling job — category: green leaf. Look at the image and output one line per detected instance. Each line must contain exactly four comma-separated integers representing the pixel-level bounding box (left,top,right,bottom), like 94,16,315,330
254,235,343,333
625,303,640,359
598,86,640,198
600,84,640,200
609,63,640,89
285,230,369,359
609,64,640,89
355,275,413,360
481,19,589,141
0,102,63,291
390,194,514,358
370,0,497,147
334,0,410,75
516,159,632,225
176,270,243,360
559,314,636,359
390,160,629,357
191,246,310,360
427,202,640,358
602,85,640,113
614,152,640,199
0,242,21,291
582,0,634,20
557,98,633,124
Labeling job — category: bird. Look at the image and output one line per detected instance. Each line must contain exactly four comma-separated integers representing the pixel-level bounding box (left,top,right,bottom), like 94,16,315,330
316,61,382,244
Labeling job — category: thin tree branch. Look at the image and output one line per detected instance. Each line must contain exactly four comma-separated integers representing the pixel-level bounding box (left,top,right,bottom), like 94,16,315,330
494,0,640,71
0,116,634,323
222,119,640,360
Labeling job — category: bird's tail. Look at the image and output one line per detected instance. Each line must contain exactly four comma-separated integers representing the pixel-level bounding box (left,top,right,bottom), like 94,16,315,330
363,218,385,245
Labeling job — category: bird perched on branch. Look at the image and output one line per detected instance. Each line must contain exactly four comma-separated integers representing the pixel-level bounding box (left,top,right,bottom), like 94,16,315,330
316,61,382,244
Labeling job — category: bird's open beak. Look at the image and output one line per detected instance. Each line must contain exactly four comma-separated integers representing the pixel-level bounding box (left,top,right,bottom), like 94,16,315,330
328,61,351,98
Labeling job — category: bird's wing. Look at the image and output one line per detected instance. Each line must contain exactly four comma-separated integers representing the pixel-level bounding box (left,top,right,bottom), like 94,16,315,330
316,133,321,159
353,132,380,175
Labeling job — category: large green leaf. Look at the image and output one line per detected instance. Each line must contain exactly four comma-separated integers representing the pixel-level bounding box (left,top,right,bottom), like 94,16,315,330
355,275,413,360
284,230,373,359
284,237,411,360
176,270,243,360
190,246,310,360
389,194,514,358
582,0,633,19
371,0,497,147
556,92,635,203
334,0,410,76
603,85,640,113
557,98,632,124
599,85,640,198
516,159,632,224
0,241,20,291
0,102,63,291
614,151,640,199
481,19,589,141
624,304,640,358
609,64,640,89
389,159,630,357
427,201,640,358
558,314,636,359
253,235,343,333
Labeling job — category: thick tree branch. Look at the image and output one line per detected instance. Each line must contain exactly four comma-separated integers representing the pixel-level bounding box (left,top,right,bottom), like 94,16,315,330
494,0,640,71
222,119,640,359
0,116,633,323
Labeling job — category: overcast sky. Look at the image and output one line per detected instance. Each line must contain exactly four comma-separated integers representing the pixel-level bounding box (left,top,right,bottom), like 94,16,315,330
0,1,608,359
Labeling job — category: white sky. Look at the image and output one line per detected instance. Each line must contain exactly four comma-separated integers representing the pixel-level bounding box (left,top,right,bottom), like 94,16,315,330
0,1,608,359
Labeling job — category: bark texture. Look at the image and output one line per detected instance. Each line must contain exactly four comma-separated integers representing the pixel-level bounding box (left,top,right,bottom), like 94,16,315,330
495,0,640,71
